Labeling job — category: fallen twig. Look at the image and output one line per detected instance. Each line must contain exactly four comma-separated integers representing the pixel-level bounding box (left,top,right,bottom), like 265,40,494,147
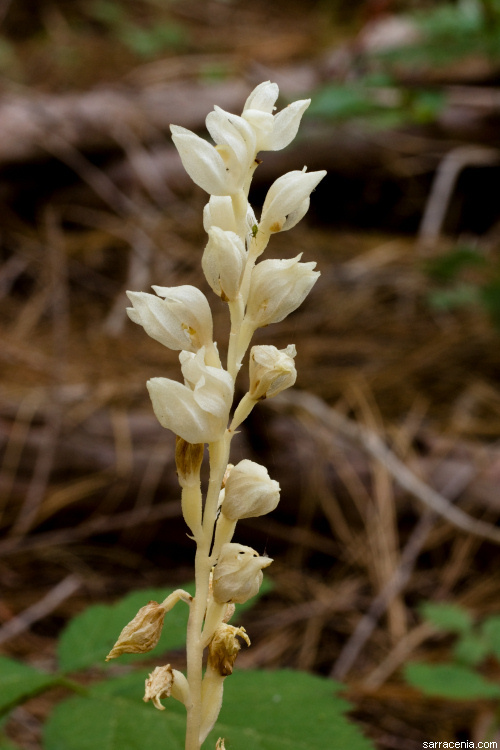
0,574,80,646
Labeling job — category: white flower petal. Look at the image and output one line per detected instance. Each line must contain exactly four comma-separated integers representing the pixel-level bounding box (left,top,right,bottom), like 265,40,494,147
126,291,193,351
202,228,246,301
147,377,227,444
260,169,326,233
180,348,234,417
246,255,320,327
148,285,213,350
243,81,279,114
203,196,238,233
205,108,256,188
266,99,311,150
170,126,228,195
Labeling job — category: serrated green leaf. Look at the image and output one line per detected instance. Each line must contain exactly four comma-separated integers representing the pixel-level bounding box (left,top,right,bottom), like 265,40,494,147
45,669,373,750
405,662,500,699
57,584,195,673
208,670,374,750
418,601,473,633
0,657,58,716
481,615,500,659
44,692,185,750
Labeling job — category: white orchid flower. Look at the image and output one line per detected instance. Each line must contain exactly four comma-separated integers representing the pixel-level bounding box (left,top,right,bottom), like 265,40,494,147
206,107,257,180
171,108,256,196
259,168,327,234
245,254,320,328
212,543,273,604
126,285,214,353
147,347,233,444
242,80,311,152
249,344,297,400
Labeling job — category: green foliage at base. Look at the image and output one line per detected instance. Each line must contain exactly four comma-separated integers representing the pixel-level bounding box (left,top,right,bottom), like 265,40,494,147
208,670,373,750
43,670,373,750
1,581,374,750
0,657,59,715
404,601,500,702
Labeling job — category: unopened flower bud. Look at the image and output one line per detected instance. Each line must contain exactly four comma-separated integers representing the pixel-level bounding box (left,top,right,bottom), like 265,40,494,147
202,227,246,302
144,664,190,710
208,624,250,677
222,460,280,521
126,285,213,353
246,254,320,328
213,543,273,604
106,601,165,660
249,344,297,400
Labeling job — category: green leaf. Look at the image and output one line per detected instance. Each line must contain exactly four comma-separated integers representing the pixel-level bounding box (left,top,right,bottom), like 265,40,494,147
481,615,500,659
427,284,480,312
45,669,373,750
453,633,490,666
0,657,58,716
479,280,500,329
44,691,185,750
405,662,500,699
208,670,374,750
308,85,379,121
418,601,474,633
0,738,21,750
57,584,195,673
423,247,487,283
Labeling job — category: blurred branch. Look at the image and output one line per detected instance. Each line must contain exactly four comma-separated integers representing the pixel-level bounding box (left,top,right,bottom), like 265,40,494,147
274,390,500,545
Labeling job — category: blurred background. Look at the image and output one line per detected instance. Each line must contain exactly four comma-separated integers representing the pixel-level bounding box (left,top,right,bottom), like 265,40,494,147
1,0,500,747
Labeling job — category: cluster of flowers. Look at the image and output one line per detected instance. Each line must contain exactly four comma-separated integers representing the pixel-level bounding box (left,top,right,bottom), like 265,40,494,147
106,81,325,750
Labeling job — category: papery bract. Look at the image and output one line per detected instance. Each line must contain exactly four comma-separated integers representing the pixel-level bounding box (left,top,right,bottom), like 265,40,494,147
127,285,213,353
144,665,190,710
106,601,165,661
246,254,320,328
